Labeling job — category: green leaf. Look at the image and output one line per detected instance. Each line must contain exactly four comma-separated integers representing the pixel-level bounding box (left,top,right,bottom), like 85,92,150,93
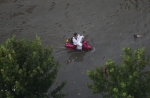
87,47,150,98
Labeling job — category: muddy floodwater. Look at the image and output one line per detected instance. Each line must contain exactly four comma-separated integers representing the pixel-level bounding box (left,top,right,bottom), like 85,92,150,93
1,0,150,98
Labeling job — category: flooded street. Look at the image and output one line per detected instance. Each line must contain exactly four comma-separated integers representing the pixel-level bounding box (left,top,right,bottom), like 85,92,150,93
1,0,150,98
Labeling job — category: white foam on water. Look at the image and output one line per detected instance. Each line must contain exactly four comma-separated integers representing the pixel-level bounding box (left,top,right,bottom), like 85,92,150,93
91,46,95,53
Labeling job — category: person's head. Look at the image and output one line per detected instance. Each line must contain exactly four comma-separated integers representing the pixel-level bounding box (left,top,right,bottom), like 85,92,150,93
74,33,78,38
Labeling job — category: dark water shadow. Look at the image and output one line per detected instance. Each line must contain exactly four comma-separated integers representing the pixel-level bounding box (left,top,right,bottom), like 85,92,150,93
66,50,87,65
120,0,150,11
0,0,17,4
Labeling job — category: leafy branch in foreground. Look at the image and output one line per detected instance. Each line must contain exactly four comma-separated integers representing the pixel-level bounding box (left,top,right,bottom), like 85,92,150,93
0,36,67,98
87,47,150,98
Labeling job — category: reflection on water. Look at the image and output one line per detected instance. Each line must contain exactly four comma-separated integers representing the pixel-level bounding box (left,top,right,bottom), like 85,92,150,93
49,2,56,11
0,0,17,4
65,3,70,9
26,5,37,14
10,12,25,18
120,0,150,10
66,50,86,64
17,4,24,9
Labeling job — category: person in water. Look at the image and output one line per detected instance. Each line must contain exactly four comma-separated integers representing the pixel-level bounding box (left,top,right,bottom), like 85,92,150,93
134,34,142,38
72,33,84,50
66,33,78,44
72,33,78,45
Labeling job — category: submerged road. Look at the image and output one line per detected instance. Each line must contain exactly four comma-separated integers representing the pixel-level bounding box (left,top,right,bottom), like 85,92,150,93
0,0,150,98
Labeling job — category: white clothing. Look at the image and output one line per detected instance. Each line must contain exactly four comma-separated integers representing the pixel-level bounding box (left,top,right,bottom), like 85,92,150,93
72,34,84,50
76,35,84,50
72,37,77,45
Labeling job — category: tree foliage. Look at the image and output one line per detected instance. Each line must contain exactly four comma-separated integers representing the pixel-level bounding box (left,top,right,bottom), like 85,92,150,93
0,36,67,98
87,47,150,98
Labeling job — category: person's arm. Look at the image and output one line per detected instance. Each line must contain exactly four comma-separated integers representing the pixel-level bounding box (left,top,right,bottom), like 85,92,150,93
73,37,77,45
77,34,80,40
77,36,84,46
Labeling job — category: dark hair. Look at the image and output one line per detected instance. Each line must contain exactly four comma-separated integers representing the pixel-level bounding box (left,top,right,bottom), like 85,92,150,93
74,33,77,36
